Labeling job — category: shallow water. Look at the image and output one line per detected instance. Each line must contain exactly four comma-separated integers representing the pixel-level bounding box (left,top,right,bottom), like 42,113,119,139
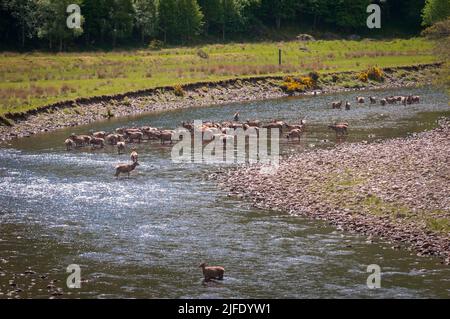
1,86,449,298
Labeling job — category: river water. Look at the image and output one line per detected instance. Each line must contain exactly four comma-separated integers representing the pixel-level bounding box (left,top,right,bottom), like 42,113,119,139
0,86,449,298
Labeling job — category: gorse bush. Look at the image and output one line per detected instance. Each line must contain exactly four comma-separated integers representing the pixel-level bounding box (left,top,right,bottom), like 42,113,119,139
174,84,185,97
281,76,315,95
357,71,369,82
367,66,384,82
358,66,384,82
299,76,314,88
283,81,305,95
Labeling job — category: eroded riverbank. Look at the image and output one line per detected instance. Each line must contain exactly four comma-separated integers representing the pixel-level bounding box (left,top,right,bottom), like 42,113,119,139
213,118,450,264
0,63,442,142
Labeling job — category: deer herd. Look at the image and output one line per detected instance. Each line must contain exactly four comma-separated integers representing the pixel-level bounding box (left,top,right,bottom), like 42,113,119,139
332,94,420,110
63,93,420,177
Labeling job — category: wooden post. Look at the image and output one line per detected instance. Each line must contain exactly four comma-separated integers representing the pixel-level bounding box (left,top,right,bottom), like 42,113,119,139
278,49,282,65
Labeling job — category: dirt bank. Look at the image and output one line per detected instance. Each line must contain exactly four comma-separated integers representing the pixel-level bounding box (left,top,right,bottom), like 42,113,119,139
0,63,442,143
212,118,450,264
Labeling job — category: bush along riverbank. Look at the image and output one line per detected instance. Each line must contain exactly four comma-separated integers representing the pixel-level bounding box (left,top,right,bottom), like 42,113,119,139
0,63,443,143
212,118,450,264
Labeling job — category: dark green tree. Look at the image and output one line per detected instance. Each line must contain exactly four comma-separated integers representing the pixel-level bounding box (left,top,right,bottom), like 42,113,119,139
133,0,158,44
333,0,371,30
219,0,243,40
36,0,84,51
177,0,204,43
82,0,113,45
109,0,135,47
198,0,221,35
158,0,178,42
260,0,299,29
422,0,450,26
2,0,39,47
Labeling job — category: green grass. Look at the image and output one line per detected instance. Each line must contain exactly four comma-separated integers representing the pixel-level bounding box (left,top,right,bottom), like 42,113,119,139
426,214,450,234
0,38,436,115
319,171,449,235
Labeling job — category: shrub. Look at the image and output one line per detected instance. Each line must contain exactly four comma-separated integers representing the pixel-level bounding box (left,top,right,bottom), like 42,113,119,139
123,97,132,106
421,17,450,39
0,115,14,127
197,49,209,59
97,70,108,79
308,71,320,83
148,39,164,51
60,84,71,94
281,76,312,95
105,107,114,119
367,66,384,82
357,71,369,82
173,84,185,97
299,76,314,89
282,81,305,95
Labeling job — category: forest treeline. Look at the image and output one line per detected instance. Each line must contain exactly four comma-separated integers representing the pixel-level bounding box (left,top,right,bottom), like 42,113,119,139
1,0,449,50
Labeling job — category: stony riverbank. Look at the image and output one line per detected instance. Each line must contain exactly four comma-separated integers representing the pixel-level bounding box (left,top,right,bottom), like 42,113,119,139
212,118,450,264
0,63,442,143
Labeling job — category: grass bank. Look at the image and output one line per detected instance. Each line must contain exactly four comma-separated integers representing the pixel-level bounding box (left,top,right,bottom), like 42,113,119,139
0,38,436,116
0,63,441,141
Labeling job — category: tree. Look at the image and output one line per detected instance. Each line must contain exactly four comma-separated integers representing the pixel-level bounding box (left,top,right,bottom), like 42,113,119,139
82,0,112,45
198,0,221,35
199,0,244,40
422,0,450,26
36,0,84,51
333,0,371,30
158,0,178,42
260,0,299,29
109,0,135,47
305,0,332,30
133,0,158,43
159,0,203,43
177,0,204,43
218,0,243,40
422,18,450,93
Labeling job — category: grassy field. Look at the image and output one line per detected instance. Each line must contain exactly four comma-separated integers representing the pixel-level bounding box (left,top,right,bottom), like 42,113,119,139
0,38,436,115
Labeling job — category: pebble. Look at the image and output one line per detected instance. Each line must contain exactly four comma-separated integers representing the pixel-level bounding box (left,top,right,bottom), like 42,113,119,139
214,118,450,262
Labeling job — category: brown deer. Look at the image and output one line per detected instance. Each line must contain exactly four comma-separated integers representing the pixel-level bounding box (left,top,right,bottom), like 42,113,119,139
286,129,303,141
115,162,139,178
328,123,349,136
199,263,225,282
332,101,342,109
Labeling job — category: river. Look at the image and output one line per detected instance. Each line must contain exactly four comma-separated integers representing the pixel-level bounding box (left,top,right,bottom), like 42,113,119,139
0,86,449,298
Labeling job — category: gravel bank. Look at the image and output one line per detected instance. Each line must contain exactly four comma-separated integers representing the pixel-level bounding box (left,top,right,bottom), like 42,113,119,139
0,63,441,143
213,118,450,264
